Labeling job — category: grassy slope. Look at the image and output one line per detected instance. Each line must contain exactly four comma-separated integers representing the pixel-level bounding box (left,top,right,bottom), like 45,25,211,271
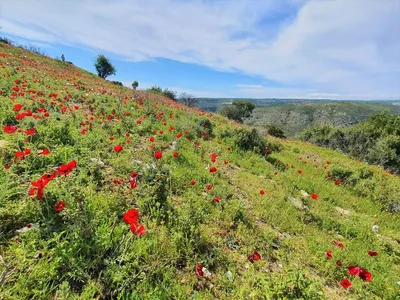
0,43,399,299
246,102,398,137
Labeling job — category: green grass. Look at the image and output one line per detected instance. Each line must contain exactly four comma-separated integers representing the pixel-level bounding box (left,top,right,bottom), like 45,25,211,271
0,43,399,299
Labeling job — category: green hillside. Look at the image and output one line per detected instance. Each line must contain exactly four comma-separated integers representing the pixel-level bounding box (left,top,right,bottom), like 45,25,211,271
1,43,400,299
245,102,398,137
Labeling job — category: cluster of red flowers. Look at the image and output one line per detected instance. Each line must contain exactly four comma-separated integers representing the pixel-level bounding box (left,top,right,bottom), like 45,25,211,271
29,160,77,200
123,209,145,235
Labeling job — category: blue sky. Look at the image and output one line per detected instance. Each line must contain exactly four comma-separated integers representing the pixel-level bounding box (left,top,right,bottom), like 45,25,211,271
1,0,399,100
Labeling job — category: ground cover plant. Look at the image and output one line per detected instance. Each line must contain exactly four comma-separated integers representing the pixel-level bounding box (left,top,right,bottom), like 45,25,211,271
0,43,399,299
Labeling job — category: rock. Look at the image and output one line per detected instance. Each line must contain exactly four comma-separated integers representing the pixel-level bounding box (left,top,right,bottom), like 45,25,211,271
226,271,233,281
287,196,309,211
335,207,351,216
300,190,309,198
372,225,379,233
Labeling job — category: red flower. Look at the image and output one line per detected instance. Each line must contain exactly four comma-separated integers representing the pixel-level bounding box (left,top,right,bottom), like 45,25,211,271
206,184,213,192
195,264,204,277
16,113,26,120
24,148,31,155
311,193,319,199
334,241,345,248
176,133,182,139
367,251,378,257
359,268,372,282
298,170,302,174
54,200,66,212
123,209,139,224
260,189,265,195
114,144,123,153
109,136,114,141
340,279,352,289
130,222,146,235
325,250,333,259
149,136,155,142
209,166,217,173
173,152,178,157
214,196,221,202
248,251,261,263
334,179,341,185
38,148,51,155
26,128,36,136
3,125,17,134
190,179,196,185
154,152,162,160
347,266,360,276
13,103,24,111
57,160,77,176
336,260,342,266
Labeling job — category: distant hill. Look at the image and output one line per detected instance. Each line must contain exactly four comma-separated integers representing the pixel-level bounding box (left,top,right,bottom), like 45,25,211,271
245,101,399,137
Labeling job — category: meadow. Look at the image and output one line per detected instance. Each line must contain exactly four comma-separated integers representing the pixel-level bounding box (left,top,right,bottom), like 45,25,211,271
0,43,399,299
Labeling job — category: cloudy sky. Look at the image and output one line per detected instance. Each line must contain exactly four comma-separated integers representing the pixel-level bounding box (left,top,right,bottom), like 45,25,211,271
1,0,399,99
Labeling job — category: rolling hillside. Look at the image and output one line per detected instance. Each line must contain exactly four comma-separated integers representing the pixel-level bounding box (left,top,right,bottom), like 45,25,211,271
245,102,399,137
1,43,400,299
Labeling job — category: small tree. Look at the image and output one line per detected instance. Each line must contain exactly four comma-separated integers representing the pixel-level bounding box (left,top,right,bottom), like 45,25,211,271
219,100,256,123
132,80,139,90
94,54,116,79
61,54,65,62
178,92,198,107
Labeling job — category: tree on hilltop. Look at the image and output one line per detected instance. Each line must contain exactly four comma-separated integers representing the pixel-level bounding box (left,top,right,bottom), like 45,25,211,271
94,55,116,79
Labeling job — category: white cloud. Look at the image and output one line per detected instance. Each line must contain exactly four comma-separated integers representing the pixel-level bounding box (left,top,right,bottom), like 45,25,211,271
0,0,399,99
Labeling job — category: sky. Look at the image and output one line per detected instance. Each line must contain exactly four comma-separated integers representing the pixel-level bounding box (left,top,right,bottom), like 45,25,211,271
0,0,399,100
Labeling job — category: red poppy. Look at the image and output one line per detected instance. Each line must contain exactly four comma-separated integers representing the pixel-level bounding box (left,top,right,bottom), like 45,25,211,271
109,136,115,141
154,152,162,160
54,200,66,212
311,193,319,199
173,152,178,157
3,125,17,134
123,209,139,224
336,260,342,266
114,144,123,153
190,179,196,185
195,264,204,277
16,113,26,120
149,136,155,142
214,196,221,202
13,103,24,111
334,179,341,185
209,166,217,173
298,170,302,174
367,251,378,257
325,250,333,259
26,128,36,136
130,222,145,235
340,279,352,289
334,241,345,248
38,148,50,155
248,251,261,263
359,268,372,282
206,184,213,192
347,266,360,276
176,133,182,139
260,189,265,195
57,160,77,176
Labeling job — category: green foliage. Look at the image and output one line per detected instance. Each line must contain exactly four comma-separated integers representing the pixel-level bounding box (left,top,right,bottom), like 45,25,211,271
132,80,139,90
219,100,256,123
94,54,116,79
300,114,400,174
147,85,177,100
109,80,123,86
266,125,286,138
